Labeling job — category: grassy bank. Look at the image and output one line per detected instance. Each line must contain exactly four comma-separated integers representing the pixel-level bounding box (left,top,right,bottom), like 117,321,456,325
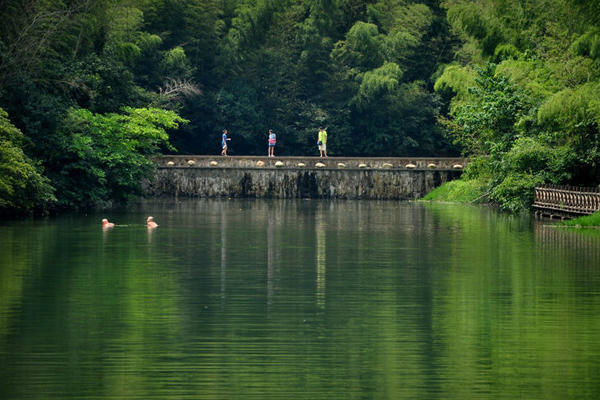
422,179,487,203
558,211,600,228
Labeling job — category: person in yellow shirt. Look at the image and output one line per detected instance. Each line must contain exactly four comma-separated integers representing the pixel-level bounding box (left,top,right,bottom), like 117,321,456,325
317,127,328,157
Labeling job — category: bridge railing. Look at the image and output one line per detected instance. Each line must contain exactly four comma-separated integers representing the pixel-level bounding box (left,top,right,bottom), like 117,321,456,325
534,185,600,216
154,155,468,170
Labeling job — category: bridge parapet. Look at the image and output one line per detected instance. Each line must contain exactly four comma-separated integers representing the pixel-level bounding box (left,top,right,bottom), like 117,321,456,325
154,155,468,170
146,156,466,200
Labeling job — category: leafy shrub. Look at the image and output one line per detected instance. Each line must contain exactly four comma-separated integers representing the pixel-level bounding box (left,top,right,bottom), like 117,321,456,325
461,156,492,180
487,137,576,211
489,173,543,213
498,137,575,183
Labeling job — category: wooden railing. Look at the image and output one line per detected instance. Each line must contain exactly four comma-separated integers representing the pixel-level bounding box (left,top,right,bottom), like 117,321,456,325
534,185,600,216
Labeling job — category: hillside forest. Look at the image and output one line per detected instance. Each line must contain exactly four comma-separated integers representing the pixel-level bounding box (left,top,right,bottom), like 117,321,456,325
1,0,599,214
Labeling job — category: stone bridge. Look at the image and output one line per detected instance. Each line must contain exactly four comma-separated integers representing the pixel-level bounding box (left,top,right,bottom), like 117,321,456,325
145,156,467,200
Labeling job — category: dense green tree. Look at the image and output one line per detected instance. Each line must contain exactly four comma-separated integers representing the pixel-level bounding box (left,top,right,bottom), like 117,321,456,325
7,0,599,213
0,0,199,212
216,80,265,153
0,108,55,215
436,0,600,210
50,107,186,208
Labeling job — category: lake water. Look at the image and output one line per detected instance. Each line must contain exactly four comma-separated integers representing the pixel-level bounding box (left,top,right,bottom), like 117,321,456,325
1,199,600,400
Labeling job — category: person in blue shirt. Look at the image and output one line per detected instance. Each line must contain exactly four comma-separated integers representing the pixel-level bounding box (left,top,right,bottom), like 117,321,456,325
221,129,231,156
268,129,276,157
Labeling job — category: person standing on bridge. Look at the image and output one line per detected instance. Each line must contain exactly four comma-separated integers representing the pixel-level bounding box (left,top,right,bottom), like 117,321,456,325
221,129,231,156
317,127,328,157
268,129,276,157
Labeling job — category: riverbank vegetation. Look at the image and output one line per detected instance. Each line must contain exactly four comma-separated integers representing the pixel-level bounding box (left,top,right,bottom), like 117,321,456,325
559,212,600,228
421,178,485,203
432,0,600,212
1,0,599,215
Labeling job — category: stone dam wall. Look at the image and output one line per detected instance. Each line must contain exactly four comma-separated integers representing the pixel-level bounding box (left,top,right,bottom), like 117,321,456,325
145,156,466,200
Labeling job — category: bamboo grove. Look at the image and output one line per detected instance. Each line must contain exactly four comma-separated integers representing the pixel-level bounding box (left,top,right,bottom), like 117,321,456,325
1,0,599,214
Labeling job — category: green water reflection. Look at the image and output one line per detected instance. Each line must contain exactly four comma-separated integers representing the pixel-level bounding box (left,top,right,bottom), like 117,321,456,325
1,199,599,399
